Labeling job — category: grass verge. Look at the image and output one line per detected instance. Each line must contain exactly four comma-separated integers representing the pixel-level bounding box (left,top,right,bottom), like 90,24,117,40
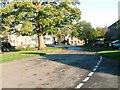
1,47,65,63
96,50,120,61
82,44,110,52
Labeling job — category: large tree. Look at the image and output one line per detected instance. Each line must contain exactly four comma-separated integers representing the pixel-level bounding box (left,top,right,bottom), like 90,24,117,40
96,27,108,38
73,21,99,44
1,1,81,50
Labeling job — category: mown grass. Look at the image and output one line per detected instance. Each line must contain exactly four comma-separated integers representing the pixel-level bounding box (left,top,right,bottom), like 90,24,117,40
82,45,110,52
96,50,120,61
0,47,65,63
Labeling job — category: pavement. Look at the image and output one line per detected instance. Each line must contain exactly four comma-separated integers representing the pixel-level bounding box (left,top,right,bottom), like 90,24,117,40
1,46,119,89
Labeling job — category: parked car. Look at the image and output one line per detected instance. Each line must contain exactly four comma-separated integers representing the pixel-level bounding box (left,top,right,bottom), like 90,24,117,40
1,41,12,52
109,40,120,49
93,41,104,47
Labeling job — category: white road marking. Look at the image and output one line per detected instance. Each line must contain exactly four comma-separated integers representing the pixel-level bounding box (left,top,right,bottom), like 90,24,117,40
75,56,103,89
92,68,97,72
75,83,84,89
83,77,90,82
98,60,101,63
88,72,94,77
97,59,102,65
100,56,102,60
97,62,100,66
95,65,98,68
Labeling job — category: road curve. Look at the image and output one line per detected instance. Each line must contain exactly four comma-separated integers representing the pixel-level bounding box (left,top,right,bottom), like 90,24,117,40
1,46,119,88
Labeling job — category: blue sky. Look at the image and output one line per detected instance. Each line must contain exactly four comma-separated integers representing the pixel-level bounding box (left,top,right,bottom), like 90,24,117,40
77,0,119,28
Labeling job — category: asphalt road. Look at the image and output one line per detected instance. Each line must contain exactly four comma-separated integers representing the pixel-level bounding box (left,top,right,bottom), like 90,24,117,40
1,46,119,89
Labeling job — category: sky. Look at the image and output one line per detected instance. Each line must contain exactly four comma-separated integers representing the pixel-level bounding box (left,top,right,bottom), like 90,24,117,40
77,0,119,28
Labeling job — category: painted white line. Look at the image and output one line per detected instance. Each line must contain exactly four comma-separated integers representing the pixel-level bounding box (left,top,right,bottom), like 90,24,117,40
88,72,94,77
97,62,100,65
92,68,97,72
75,83,84,89
98,60,101,65
95,65,98,68
83,77,90,82
75,56,103,89
98,60,101,63
100,56,102,60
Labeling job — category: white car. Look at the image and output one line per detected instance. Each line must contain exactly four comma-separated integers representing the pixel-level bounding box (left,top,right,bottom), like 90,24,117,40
109,40,120,49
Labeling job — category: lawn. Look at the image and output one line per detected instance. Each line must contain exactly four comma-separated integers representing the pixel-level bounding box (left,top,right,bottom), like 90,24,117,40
0,47,65,63
82,45,110,52
96,50,120,61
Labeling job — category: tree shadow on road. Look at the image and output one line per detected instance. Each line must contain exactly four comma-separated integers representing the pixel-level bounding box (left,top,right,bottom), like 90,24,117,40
38,53,119,76
21,45,119,76
20,52,46,55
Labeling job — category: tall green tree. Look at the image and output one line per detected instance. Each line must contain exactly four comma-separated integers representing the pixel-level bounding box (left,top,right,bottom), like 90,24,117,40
71,30,79,37
56,25,73,43
96,27,108,38
1,1,81,50
73,21,99,44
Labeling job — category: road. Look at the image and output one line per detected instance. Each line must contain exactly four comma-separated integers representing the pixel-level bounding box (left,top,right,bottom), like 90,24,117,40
1,46,119,88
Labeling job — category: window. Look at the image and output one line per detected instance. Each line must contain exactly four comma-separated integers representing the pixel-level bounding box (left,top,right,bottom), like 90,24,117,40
71,41,73,44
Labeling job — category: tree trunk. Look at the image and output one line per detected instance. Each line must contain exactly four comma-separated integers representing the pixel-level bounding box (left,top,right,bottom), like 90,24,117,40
38,33,46,50
84,38,88,45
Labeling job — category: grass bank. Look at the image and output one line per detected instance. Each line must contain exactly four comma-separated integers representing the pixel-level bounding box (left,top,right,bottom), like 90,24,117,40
1,47,65,63
96,50,120,61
